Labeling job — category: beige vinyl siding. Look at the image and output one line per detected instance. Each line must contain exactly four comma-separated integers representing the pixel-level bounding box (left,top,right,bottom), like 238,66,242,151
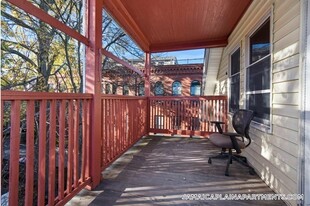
203,48,224,95
214,0,301,205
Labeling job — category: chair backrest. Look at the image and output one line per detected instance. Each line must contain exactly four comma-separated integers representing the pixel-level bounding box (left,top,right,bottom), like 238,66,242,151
232,110,254,146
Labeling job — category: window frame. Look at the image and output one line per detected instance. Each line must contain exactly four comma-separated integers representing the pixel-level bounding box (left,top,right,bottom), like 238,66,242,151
245,13,273,133
172,81,182,96
190,80,201,96
123,83,129,95
229,47,241,114
138,81,145,96
105,83,111,94
154,81,164,96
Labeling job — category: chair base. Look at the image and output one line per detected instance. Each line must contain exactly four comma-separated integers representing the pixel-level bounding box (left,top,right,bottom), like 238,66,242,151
208,149,256,176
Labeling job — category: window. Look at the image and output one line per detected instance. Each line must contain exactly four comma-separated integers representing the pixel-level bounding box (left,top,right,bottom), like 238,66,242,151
123,84,129,95
138,82,144,96
154,81,164,96
246,18,271,125
190,80,201,96
105,83,111,94
172,81,182,96
112,84,117,94
230,48,240,113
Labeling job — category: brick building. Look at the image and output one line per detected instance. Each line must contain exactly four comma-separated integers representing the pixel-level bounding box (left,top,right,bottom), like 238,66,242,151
102,58,203,96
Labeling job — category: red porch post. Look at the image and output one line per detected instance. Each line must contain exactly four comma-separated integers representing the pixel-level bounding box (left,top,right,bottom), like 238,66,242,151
85,0,103,188
144,53,151,96
145,53,151,134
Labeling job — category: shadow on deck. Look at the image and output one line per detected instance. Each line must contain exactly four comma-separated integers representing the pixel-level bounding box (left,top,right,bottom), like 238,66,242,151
67,135,286,206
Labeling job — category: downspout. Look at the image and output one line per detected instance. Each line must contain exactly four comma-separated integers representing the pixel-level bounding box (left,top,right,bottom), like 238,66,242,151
202,48,210,95
299,0,309,205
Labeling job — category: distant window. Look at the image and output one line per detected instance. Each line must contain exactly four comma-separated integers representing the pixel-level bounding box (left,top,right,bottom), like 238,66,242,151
154,81,164,96
123,84,129,95
138,82,144,96
246,18,271,125
105,83,111,94
112,84,117,94
190,80,201,96
230,48,240,113
172,81,182,96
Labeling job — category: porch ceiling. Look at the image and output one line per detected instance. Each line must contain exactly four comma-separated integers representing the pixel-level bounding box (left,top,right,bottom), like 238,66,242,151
103,0,252,52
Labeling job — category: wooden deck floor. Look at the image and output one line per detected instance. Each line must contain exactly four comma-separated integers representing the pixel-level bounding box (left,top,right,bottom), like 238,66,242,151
67,135,286,206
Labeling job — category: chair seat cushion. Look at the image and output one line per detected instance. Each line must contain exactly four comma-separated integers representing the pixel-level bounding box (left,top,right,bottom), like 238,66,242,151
209,133,246,149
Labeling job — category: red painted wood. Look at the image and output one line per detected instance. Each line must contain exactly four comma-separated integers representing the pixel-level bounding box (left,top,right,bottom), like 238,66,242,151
120,100,124,151
9,100,21,206
73,100,80,188
85,100,91,178
106,99,110,163
148,96,228,136
104,0,251,52
116,99,120,154
102,99,108,165
25,101,35,206
67,100,74,193
58,100,66,200
54,178,91,206
85,0,103,188
1,93,92,206
48,100,57,206
81,100,87,182
102,49,144,77
1,91,92,100
38,100,47,206
144,53,151,96
100,97,148,168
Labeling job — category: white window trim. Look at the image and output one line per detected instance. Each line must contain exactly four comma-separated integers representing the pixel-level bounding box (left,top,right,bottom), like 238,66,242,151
244,8,273,134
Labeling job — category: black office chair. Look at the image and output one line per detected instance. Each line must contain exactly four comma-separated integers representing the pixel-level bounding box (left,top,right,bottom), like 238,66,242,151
208,109,255,176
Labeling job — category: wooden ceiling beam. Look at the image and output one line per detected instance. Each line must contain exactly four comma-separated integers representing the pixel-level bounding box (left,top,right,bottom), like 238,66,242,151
149,38,228,53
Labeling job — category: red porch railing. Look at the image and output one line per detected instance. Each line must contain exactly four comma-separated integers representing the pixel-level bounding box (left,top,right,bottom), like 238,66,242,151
1,93,227,206
1,91,92,206
100,95,148,169
149,96,228,136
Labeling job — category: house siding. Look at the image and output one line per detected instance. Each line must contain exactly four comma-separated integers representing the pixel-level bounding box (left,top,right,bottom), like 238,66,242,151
215,0,301,205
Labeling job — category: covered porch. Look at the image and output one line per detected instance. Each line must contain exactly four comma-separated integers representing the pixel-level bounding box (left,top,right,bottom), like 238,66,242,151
1,0,309,205
67,136,284,206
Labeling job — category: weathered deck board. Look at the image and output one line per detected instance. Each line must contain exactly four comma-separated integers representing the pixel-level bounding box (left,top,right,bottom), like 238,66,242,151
67,136,286,206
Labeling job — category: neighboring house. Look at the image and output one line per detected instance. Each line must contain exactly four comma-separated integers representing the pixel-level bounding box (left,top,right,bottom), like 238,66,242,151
205,1,310,205
102,57,203,96
149,64,203,96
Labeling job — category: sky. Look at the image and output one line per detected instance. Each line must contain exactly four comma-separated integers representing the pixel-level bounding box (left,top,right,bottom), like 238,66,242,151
154,49,205,60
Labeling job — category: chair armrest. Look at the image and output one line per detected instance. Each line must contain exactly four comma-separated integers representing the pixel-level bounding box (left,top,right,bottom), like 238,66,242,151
210,121,225,124
210,121,225,133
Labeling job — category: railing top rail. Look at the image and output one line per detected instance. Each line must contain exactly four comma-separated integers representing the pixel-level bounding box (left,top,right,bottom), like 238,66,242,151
148,95,227,101
1,91,93,100
101,94,148,100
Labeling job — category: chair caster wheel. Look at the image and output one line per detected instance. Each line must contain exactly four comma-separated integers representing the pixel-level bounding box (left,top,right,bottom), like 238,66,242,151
208,158,212,164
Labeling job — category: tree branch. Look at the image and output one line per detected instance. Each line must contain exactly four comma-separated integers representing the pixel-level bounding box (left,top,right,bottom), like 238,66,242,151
1,39,38,55
1,10,35,31
1,45,38,67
